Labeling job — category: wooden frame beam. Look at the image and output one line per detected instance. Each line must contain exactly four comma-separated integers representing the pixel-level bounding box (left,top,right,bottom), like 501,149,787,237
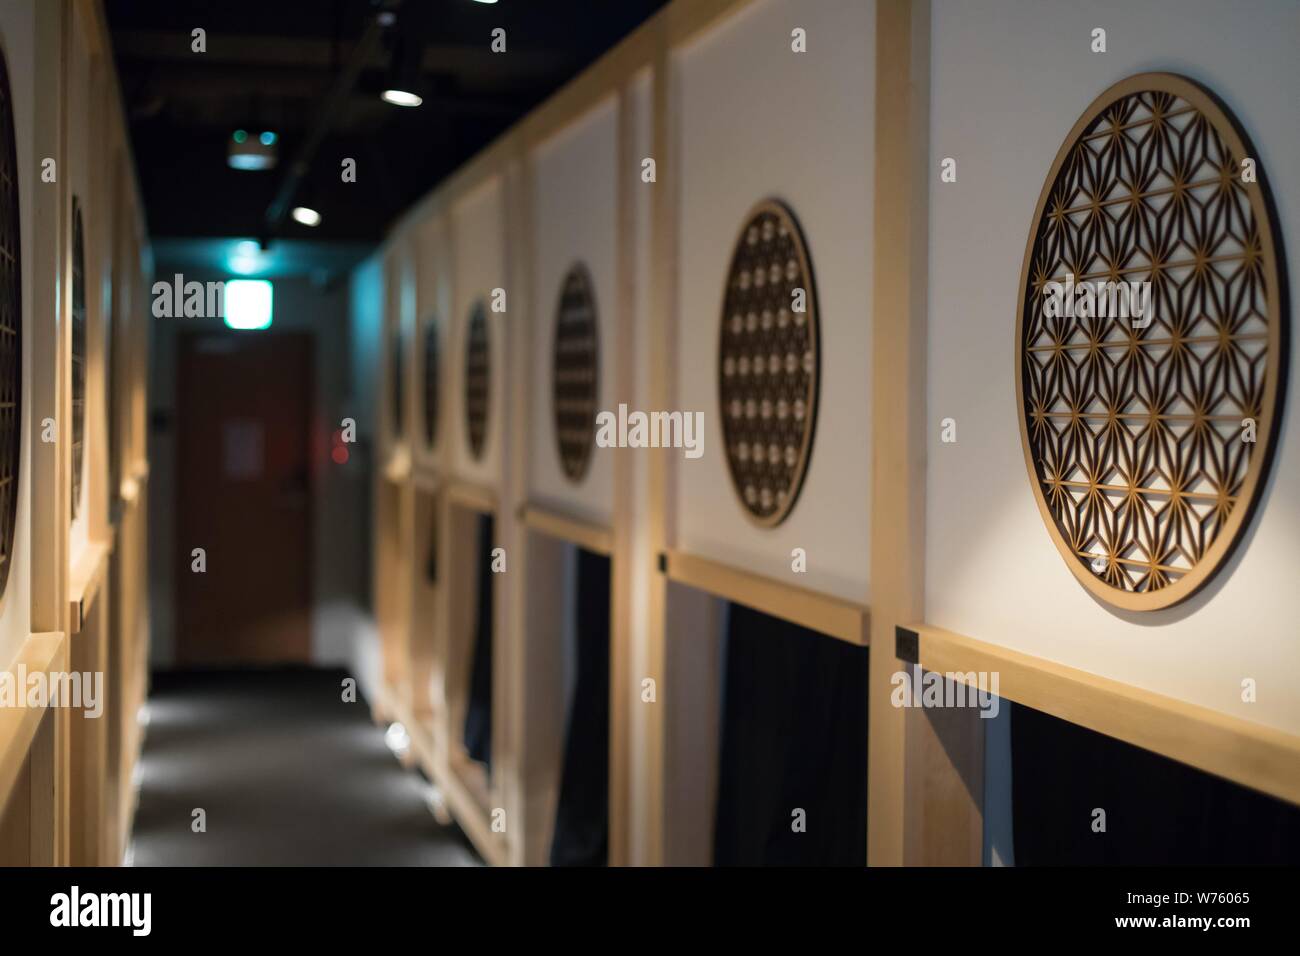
664,549,868,646
906,622,1300,807
520,505,614,557
867,0,935,867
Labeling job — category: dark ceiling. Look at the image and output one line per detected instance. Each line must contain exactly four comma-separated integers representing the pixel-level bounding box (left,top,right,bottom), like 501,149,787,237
107,0,667,257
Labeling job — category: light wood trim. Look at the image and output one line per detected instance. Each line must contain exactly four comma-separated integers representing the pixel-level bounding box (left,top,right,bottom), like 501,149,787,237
30,706,59,866
520,505,613,556
382,447,412,485
867,0,934,867
518,53,647,154
444,480,497,515
387,0,760,245
503,149,536,866
637,27,675,868
909,622,1300,807
607,77,640,868
29,0,68,638
410,468,440,495
67,539,112,635
664,549,869,646
0,633,69,811
437,753,508,867
68,598,108,865
662,0,761,44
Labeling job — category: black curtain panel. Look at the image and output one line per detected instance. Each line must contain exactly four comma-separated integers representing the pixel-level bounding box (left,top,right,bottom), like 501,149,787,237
1011,702,1300,865
549,548,612,867
462,513,495,769
713,602,869,866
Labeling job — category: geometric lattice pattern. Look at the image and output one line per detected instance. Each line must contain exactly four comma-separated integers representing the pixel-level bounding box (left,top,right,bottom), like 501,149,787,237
464,301,490,461
422,318,439,449
1019,74,1286,610
551,263,598,483
718,200,818,527
71,198,86,521
0,49,20,599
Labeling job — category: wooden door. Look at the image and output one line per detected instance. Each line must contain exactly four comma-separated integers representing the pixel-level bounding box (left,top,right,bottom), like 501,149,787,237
176,332,312,665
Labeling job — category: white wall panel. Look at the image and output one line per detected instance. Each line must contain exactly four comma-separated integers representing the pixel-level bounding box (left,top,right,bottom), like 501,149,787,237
926,0,1300,733
527,96,619,525
673,0,874,603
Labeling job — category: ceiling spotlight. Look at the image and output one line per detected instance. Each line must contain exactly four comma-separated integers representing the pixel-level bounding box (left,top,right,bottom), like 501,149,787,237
291,206,322,227
381,33,424,107
380,88,422,107
228,128,277,170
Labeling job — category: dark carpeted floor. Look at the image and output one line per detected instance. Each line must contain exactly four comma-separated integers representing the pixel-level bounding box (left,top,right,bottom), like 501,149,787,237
129,667,481,866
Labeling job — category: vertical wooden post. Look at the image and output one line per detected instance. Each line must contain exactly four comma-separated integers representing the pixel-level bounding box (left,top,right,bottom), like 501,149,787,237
636,22,676,867
867,0,931,867
502,151,533,865
608,82,637,867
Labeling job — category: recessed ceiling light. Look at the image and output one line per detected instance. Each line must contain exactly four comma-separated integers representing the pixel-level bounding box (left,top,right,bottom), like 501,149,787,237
381,88,423,107
291,206,322,227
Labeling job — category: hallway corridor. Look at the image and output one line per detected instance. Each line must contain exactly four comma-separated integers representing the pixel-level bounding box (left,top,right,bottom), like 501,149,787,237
129,669,480,867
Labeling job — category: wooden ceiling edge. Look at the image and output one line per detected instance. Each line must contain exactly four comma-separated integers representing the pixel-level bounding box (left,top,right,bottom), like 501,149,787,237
383,0,760,249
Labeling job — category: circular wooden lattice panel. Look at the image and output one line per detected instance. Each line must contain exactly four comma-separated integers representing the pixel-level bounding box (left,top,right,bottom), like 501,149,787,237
71,198,86,520
551,263,599,482
422,318,439,448
718,200,819,526
1017,73,1288,611
0,48,21,600
464,301,490,460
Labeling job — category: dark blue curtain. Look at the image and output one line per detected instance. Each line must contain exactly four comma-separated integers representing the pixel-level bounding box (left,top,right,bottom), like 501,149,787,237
549,548,611,866
713,602,869,866
462,513,494,769
1011,702,1300,864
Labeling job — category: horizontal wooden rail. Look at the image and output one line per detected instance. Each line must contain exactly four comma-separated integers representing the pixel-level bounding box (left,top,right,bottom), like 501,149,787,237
901,622,1300,807
437,752,508,867
664,549,869,646
410,468,440,494
68,540,112,635
444,481,497,516
0,632,68,810
520,504,613,556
